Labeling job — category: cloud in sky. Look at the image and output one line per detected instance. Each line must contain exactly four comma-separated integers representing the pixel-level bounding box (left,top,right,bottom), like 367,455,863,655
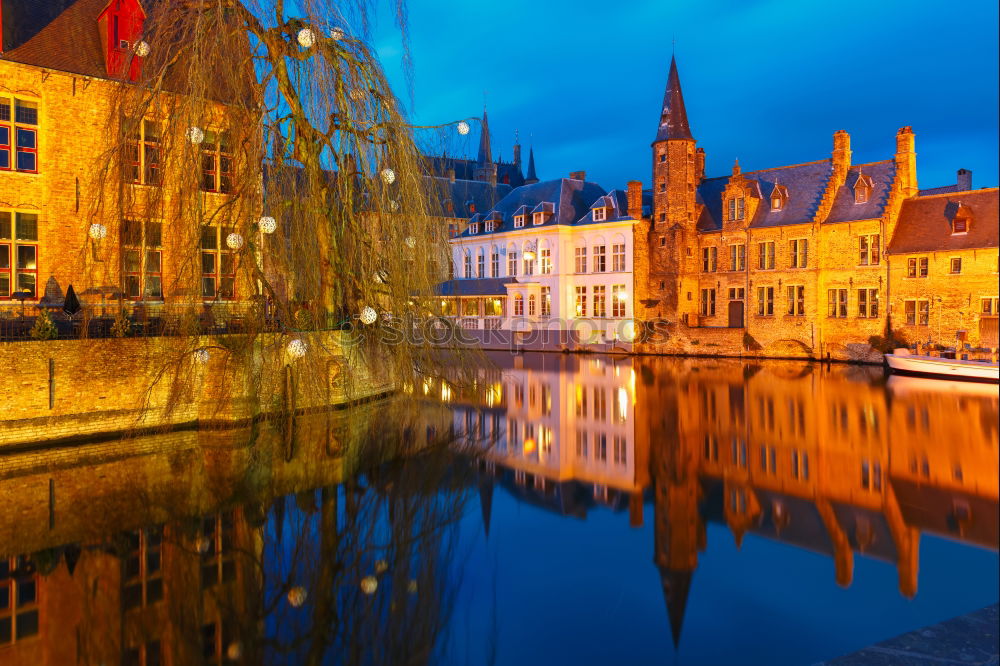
372,0,999,191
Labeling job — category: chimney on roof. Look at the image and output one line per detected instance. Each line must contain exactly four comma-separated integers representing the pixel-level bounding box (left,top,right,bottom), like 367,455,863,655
627,181,644,220
569,170,586,181
957,168,972,191
895,126,918,197
832,130,851,188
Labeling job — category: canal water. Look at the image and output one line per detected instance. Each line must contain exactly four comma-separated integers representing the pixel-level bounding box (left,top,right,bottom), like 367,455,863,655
0,354,996,665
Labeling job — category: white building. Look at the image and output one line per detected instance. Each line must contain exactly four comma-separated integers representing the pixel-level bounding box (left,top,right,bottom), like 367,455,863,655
438,177,647,342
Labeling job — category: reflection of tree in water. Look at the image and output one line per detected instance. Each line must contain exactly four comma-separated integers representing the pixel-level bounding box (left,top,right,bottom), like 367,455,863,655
2,402,479,666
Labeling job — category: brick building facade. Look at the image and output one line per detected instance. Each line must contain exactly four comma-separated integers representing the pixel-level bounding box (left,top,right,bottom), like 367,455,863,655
641,56,999,357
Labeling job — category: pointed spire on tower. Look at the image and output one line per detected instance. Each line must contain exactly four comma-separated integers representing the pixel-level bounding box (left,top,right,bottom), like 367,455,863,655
655,55,693,142
659,568,693,649
525,145,538,184
477,109,493,165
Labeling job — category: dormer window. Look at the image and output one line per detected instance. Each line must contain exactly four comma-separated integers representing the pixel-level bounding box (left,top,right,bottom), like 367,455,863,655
852,173,874,204
953,215,969,234
514,215,525,228
533,212,545,225
469,223,479,234
485,220,495,232
728,197,745,221
770,185,787,211
593,207,607,222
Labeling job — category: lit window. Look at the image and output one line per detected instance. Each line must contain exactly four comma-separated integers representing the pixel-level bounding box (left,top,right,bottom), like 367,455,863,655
201,226,236,300
200,131,232,193
0,212,38,299
541,286,551,316
612,243,625,271
789,238,808,268
121,219,163,300
593,245,606,272
858,288,879,318
612,284,627,317
575,286,587,317
786,285,805,316
0,97,39,173
540,247,552,274
513,293,524,316
700,288,716,316
593,285,606,317
127,119,161,185
771,194,783,210
757,241,775,269
859,234,880,266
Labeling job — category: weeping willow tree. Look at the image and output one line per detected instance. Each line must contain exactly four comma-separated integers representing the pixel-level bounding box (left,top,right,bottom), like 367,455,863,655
84,0,483,420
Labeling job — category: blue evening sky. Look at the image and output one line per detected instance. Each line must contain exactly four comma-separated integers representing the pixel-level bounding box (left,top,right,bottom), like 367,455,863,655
372,0,999,192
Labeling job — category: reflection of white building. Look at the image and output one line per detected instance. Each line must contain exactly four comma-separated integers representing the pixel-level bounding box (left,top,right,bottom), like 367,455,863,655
450,354,644,510
437,177,648,341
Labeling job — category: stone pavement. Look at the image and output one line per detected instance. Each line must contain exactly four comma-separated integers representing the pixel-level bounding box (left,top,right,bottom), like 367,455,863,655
815,604,998,665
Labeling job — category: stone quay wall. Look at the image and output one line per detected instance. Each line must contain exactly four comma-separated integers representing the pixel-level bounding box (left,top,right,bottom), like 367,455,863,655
0,331,392,448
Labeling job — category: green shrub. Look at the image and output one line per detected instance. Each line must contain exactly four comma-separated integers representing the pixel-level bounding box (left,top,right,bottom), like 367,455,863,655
30,308,58,340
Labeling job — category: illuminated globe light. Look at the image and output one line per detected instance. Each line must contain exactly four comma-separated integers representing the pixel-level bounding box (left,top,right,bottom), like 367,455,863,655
359,306,377,325
135,40,151,57
287,338,307,359
296,28,316,48
457,121,470,135
617,290,628,302
380,168,396,185
193,348,210,364
88,223,107,240
407,580,418,594
360,576,378,595
226,642,243,661
389,200,399,212
287,586,308,607
226,232,244,250
374,559,388,574
349,88,366,102
523,438,536,455
523,250,536,261
404,236,416,249
258,216,277,234
186,126,205,144
330,26,346,40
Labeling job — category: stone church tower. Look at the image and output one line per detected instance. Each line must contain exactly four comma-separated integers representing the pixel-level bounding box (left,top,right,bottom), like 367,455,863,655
648,56,704,321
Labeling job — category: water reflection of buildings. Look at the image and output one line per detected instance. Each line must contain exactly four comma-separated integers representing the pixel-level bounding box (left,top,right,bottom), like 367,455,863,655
451,355,999,646
0,406,457,665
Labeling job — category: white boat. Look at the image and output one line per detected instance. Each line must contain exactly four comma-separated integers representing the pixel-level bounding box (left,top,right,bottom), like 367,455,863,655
885,348,999,383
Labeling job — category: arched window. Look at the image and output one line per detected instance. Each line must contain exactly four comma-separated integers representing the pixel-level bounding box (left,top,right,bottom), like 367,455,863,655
507,242,519,276
462,250,472,278
513,293,524,316
490,245,500,276
477,248,485,277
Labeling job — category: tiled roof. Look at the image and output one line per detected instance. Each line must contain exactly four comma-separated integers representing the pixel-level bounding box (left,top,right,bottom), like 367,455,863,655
655,55,693,142
456,178,608,238
825,161,895,224
3,0,108,78
425,176,511,219
918,184,962,196
696,160,831,231
1,0,79,52
434,277,518,297
887,188,999,254
574,190,638,226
